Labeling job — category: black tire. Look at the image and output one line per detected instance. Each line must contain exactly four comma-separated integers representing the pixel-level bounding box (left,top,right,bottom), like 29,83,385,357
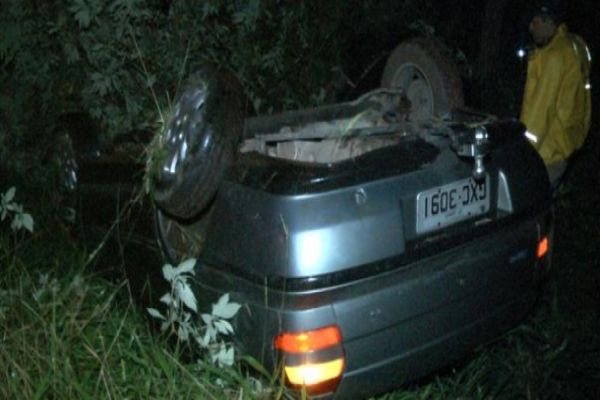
381,38,464,120
154,205,212,265
151,65,246,220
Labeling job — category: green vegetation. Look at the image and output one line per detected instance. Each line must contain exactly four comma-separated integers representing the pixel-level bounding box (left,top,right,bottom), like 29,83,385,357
0,0,344,180
0,0,449,179
0,1,350,141
0,224,270,399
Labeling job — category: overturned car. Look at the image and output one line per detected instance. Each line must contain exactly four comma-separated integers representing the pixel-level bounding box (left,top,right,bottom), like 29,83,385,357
68,39,553,398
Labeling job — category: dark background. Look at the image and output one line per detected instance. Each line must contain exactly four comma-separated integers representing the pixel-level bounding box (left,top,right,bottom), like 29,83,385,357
341,0,598,119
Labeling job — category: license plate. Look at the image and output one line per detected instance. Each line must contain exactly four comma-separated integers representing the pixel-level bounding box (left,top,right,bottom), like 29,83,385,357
416,175,490,234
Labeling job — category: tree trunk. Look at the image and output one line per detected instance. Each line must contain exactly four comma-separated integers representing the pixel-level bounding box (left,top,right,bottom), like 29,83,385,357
478,0,509,111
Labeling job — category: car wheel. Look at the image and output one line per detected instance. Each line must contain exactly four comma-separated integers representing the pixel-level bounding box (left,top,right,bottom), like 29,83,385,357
381,38,464,120
154,206,213,264
151,65,246,220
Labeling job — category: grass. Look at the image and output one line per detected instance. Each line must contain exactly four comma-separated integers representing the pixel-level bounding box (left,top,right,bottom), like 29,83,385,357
1,138,599,400
0,227,269,400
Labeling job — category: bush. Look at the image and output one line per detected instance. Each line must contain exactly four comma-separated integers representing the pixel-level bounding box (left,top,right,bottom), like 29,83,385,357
0,1,346,141
0,1,363,188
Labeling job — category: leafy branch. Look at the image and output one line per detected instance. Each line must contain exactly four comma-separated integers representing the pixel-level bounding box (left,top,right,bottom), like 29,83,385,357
147,258,242,368
1,187,34,233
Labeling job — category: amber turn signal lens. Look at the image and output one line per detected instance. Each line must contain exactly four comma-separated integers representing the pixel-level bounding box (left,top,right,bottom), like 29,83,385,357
274,325,342,354
537,236,549,258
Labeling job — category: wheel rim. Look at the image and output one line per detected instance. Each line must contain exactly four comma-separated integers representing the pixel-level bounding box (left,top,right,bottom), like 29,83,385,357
57,134,78,192
63,158,78,192
390,63,434,120
159,84,208,185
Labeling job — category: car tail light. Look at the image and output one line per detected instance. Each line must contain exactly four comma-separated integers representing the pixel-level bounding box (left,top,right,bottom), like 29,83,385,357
275,325,342,353
537,236,549,259
274,325,345,395
284,358,345,387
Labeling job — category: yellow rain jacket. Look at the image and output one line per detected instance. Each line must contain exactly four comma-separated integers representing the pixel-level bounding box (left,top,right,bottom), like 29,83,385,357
520,24,592,164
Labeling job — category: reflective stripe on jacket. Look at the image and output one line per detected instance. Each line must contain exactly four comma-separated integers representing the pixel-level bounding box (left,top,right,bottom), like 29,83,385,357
520,24,591,164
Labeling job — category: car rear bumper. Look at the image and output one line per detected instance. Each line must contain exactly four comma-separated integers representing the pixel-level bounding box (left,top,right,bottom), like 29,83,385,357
194,210,550,398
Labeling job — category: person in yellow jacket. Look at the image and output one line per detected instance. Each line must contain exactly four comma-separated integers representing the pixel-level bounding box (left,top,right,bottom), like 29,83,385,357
520,3,592,185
